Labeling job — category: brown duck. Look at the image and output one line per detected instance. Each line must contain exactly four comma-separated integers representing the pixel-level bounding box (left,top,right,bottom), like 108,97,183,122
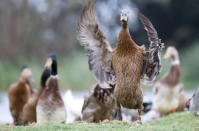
36,54,66,124
22,67,51,124
82,83,116,122
8,66,34,125
77,0,164,120
153,46,188,115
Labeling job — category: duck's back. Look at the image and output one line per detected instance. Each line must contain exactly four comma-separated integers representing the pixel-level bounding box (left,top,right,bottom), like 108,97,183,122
37,78,66,124
82,84,116,122
8,82,31,124
112,45,144,109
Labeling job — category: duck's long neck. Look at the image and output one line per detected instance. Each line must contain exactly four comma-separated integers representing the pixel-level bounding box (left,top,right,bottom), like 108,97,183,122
34,85,45,105
117,21,137,52
18,80,26,87
167,54,181,85
52,61,57,76
19,77,27,85
25,80,33,89
48,76,59,91
49,59,59,92
122,21,128,29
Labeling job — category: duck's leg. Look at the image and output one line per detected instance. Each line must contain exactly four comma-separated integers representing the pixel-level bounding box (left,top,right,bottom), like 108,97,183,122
138,109,142,121
116,103,121,120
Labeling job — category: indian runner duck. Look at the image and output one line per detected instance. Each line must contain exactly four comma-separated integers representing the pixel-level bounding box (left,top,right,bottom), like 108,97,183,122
190,86,199,116
153,46,188,115
82,83,116,122
36,54,66,124
77,0,164,120
22,67,51,124
8,66,34,125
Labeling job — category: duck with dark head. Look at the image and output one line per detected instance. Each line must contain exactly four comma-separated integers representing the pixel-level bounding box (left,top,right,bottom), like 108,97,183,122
8,66,34,125
36,54,66,124
22,66,51,124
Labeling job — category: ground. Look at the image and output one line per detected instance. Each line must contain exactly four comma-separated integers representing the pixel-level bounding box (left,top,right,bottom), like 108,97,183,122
0,112,198,131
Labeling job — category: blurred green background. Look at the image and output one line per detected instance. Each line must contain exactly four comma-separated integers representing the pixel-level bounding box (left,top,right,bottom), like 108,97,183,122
0,0,198,91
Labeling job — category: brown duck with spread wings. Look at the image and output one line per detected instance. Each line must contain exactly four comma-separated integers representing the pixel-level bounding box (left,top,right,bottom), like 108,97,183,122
77,0,164,120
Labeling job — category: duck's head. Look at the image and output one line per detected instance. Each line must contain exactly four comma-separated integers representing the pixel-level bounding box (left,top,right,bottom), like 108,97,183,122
45,53,57,76
20,65,34,84
120,9,130,24
164,46,179,65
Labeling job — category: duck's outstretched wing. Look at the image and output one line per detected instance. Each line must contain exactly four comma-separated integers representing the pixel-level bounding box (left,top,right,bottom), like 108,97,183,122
137,10,164,82
77,0,115,84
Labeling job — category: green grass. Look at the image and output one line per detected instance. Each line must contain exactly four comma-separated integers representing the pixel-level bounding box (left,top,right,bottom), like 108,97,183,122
0,112,198,131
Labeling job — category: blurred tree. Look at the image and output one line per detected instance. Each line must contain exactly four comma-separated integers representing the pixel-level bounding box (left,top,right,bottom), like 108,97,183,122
133,0,199,48
0,0,198,61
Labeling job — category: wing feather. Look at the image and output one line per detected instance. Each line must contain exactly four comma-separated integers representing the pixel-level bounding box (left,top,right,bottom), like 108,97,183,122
137,9,163,47
77,0,114,84
137,10,164,83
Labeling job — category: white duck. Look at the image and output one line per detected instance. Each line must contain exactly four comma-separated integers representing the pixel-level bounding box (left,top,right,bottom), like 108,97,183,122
64,90,84,123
